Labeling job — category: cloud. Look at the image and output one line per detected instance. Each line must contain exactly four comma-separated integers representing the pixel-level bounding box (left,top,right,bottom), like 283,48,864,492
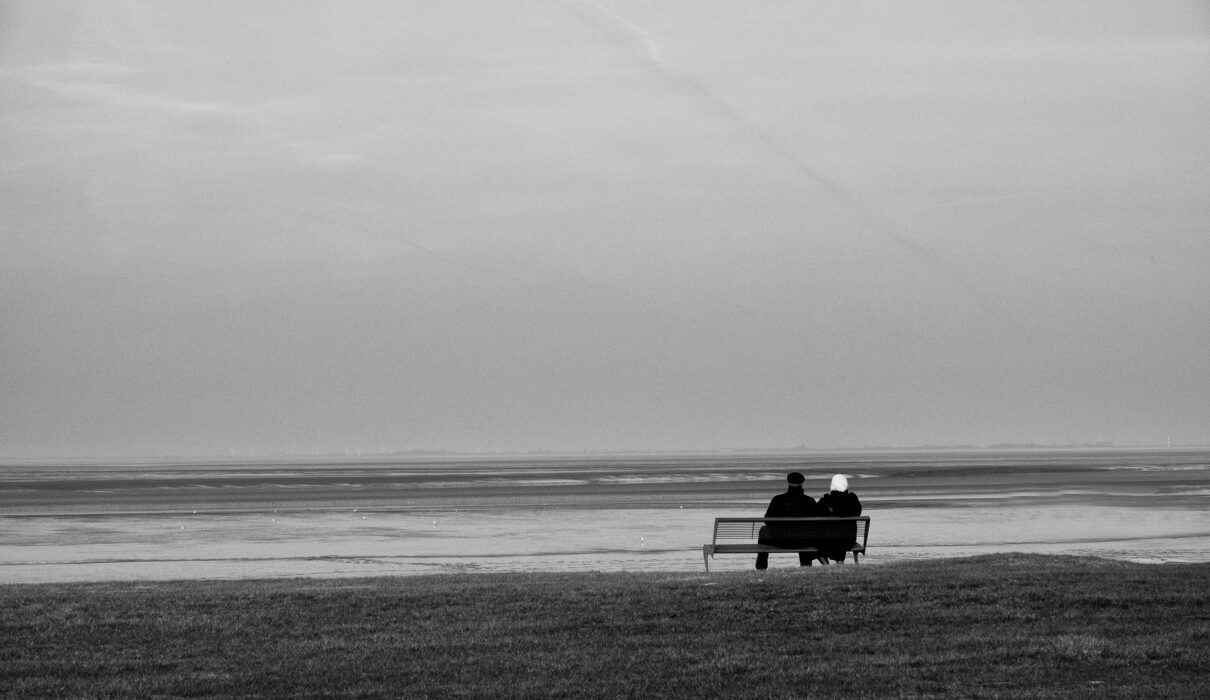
2,1,1208,456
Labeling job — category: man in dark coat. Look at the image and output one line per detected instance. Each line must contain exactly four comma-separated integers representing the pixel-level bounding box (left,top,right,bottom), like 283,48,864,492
755,471,818,569
816,473,862,563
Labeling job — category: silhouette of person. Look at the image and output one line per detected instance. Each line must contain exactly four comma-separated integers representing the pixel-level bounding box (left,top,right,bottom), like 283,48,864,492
816,473,862,563
756,471,818,570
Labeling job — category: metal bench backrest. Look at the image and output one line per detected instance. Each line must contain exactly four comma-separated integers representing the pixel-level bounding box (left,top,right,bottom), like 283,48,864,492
712,516,870,548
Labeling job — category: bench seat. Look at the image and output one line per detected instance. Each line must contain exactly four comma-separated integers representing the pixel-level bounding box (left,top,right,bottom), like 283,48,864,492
702,516,870,571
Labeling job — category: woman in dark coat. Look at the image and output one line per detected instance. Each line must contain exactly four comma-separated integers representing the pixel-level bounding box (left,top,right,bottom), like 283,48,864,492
816,474,861,563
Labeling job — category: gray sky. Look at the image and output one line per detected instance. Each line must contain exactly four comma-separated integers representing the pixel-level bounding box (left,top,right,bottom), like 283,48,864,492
2,0,1208,458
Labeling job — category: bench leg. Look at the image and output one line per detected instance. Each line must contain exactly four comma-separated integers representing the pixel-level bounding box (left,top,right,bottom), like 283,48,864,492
702,545,711,572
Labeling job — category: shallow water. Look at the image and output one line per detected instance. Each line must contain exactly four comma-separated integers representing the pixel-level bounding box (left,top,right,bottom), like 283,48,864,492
2,449,1208,582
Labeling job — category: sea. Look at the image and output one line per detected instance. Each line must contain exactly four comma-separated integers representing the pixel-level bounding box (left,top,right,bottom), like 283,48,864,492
2,448,1208,583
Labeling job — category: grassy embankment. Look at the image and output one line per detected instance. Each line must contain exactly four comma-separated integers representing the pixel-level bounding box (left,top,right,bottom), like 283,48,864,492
3,554,1208,698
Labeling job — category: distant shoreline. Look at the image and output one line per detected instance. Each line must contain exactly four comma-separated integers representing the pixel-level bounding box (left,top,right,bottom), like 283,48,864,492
5,443,1210,465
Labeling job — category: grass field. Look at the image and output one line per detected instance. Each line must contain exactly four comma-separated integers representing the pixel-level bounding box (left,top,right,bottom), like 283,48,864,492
3,554,1208,698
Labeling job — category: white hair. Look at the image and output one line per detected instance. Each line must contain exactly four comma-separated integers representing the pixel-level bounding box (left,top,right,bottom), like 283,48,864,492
830,474,849,492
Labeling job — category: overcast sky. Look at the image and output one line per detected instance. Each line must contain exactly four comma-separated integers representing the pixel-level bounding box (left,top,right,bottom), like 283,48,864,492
2,0,1208,458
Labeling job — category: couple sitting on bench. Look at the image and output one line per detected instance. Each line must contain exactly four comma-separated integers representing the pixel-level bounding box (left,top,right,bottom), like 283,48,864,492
756,471,862,570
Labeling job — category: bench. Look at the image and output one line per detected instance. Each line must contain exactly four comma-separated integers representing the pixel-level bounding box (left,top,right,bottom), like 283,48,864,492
702,516,870,571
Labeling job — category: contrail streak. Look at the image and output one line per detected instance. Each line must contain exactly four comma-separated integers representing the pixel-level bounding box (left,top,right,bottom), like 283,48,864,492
565,0,1015,320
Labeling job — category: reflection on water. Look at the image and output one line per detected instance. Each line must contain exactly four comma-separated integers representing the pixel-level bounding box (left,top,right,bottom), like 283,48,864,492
2,449,1208,582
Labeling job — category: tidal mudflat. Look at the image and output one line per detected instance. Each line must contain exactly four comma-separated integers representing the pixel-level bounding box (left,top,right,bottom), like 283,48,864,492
3,448,1208,582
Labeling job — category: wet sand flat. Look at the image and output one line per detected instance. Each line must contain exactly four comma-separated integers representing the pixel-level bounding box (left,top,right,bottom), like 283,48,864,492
3,449,1208,582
